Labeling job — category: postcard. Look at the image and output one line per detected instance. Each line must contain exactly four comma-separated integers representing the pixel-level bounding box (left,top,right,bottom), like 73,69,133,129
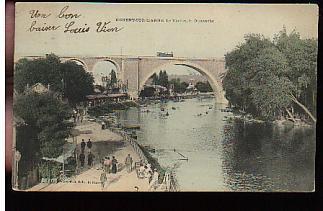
12,2,317,192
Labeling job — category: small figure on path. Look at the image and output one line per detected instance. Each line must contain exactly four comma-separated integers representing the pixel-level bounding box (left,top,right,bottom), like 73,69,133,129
81,139,86,153
104,157,111,173
101,121,106,130
148,168,159,191
100,171,107,190
111,156,118,174
125,154,133,173
79,153,85,168
137,163,145,178
87,139,92,153
88,152,95,167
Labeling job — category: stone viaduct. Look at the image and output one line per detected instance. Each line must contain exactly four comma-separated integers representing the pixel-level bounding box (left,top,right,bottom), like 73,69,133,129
15,55,228,103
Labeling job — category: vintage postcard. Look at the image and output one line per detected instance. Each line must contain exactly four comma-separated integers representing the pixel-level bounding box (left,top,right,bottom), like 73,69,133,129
12,3,317,192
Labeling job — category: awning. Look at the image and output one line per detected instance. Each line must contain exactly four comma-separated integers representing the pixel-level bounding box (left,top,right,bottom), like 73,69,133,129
42,142,76,164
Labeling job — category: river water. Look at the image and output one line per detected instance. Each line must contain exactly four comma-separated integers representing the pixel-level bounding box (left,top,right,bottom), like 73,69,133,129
116,98,315,192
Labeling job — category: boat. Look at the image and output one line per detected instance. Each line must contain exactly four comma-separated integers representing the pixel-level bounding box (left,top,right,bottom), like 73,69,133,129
124,125,140,130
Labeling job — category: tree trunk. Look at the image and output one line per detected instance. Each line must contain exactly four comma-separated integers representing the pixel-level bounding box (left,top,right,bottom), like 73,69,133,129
285,108,296,122
289,94,316,123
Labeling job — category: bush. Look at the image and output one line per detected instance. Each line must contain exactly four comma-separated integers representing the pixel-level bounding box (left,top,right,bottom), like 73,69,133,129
39,161,61,179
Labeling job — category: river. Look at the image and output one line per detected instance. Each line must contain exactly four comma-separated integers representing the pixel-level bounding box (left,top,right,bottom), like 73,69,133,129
116,97,315,192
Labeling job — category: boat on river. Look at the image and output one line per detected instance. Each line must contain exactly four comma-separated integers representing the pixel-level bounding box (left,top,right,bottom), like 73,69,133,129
123,125,140,130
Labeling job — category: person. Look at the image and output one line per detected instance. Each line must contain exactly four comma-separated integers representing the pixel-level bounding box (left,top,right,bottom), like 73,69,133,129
149,169,159,191
88,152,94,167
137,163,145,178
101,121,106,130
104,157,111,173
124,154,133,173
73,109,77,123
100,171,107,190
111,156,118,174
79,153,85,168
81,139,86,154
87,139,92,153
100,157,105,170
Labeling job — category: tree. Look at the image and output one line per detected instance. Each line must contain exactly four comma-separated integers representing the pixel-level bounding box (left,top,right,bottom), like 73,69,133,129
14,92,73,181
14,54,63,93
155,70,169,88
110,69,117,86
152,73,158,85
14,92,73,158
223,30,317,122
61,61,94,106
195,81,212,93
14,54,94,106
139,86,156,97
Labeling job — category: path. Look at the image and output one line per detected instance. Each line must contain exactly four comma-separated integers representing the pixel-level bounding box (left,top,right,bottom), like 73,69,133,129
28,120,150,192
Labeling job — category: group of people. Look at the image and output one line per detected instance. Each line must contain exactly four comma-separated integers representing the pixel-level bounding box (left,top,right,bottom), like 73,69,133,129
101,156,119,174
73,109,84,123
137,162,160,190
79,139,94,168
99,154,133,190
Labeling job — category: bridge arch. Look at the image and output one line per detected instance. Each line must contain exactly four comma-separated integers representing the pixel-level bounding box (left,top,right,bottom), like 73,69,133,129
93,59,121,73
139,60,226,102
64,58,89,72
91,59,122,85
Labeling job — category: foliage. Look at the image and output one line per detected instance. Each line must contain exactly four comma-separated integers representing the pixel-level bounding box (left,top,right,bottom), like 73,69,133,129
61,61,95,106
87,101,137,117
169,78,188,93
110,69,117,85
151,70,169,88
14,92,73,158
223,30,317,122
195,81,212,93
39,161,61,178
14,53,94,106
140,86,156,97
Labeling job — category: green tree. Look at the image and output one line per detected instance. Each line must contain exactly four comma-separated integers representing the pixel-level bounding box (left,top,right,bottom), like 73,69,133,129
14,92,73,158
152,73,158,85
110,69,117,86
14,92,73,182
158,70,169,88
223,30,317,122
14,54,94,106
61,61,94,106
195,81,212,93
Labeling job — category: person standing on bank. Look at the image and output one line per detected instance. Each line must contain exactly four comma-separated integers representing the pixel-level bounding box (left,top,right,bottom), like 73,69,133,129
111,156,118,174
149,169,159,191
104,157,111,173
100,171,107,190
88,152,94,167
87,139,92,153
79,153,85,168
101,121,106,130
81,139,86,154
125,154,133,173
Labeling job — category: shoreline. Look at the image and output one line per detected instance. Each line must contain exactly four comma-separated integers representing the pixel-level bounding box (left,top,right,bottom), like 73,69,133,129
224,110,314,128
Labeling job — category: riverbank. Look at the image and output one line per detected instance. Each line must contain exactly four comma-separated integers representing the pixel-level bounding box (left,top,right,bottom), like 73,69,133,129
224,109,314,128
87,100,139,117
27,120,151,192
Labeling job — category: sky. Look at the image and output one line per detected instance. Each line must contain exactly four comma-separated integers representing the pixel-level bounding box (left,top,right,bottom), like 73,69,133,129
15,3,318,80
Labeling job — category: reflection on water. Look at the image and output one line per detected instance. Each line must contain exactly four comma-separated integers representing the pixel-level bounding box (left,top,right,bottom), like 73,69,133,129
116,98,315,191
